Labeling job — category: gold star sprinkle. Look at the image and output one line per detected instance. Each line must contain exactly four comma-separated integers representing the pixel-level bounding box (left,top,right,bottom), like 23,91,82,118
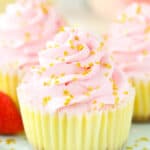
120,13,127,23
64,51,69,56
77,44,84,51
115,96,119,104
135,137,150,143
74,36,79,40
50,74,56,78
60,73,65,77
43,96,51,106
144,26,150,34
103,35,108,41
40,3,49,14
113,91,118,96
84,92,90,96
37,70,42,75
31,66,36,69
123,91,128,95
76,62,81,67
54,79,60,84
101,63,112,69
90,50,95,55
88,62,94,67
95,61,100,65
41,67,46,72
126,146,133,150
58,26,65,32
6,139,16,145
64,97,72,105
87,86,94,91
100,42,104,48
99,103,105,108
92,100,97,104
113,82,118,90
142,49,148,56
104,72,109,77
63,90,70,96
57,58,65,62
25,32,31,42
136,5,141,14
70,95,74,99
43,81,50,86
82,70,90,76
72,77,77,81
69,40,74,49
49,63,54,67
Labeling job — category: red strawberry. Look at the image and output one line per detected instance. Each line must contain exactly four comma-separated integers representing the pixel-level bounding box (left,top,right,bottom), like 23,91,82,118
0,92,23,134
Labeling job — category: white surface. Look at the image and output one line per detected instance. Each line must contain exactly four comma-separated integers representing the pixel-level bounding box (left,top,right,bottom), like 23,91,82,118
0,124,150,150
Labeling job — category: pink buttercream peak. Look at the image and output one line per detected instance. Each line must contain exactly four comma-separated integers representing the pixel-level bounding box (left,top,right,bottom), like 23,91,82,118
0,0,65,70
18,27,131,114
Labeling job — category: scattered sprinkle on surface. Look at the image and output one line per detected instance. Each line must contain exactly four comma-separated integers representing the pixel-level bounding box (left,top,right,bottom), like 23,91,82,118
6,138,16,145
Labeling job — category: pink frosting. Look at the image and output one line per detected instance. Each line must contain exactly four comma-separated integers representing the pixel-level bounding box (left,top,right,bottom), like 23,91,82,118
107,3,150,77
18,28,133,114
0,0,65,71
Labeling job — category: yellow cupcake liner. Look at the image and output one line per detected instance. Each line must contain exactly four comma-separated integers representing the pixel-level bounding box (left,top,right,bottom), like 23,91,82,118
20,99,134,150
0,71,19,107
131,77,150,121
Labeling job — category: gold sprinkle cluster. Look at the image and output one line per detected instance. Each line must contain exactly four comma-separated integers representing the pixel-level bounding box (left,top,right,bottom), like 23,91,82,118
142,49,148,56
144,26,150,34
63,89,74,105
40,2,49,14
25,32,31,42
136,5,141,14
6,138,16,145
42,96,51,106
101,62,112,69
112,81,120,104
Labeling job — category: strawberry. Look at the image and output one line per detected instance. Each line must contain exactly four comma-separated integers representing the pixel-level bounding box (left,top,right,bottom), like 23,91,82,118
0,92,23,134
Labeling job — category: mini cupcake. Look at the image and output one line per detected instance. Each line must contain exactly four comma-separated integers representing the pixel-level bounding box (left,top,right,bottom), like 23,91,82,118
107,3,150,121
0,0,65,107
17,27,135,150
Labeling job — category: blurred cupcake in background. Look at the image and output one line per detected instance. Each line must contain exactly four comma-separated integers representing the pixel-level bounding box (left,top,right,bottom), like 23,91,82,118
0,0,65,109
88,0,127,20
88,0,150,20
17,27,135,150
126,0,150,4
107,3,150,121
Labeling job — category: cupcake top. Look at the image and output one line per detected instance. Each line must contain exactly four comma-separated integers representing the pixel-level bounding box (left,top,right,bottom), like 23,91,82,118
107,3,150,77
18,27,133,114
0,0,65,72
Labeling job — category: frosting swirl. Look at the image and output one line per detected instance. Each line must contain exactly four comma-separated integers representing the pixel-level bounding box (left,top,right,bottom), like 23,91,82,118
107,3,150,77
18,28,132,114
0,0,65,71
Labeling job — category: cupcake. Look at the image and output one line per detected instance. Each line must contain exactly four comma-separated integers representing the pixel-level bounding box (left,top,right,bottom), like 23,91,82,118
107,3,150,121
17,27,135,150
88,0,127,20
0,0,65,107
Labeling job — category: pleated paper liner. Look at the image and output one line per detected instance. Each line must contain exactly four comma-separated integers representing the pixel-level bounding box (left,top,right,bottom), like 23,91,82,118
0,71,19,107
20,98,134,150
130,77,150,121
